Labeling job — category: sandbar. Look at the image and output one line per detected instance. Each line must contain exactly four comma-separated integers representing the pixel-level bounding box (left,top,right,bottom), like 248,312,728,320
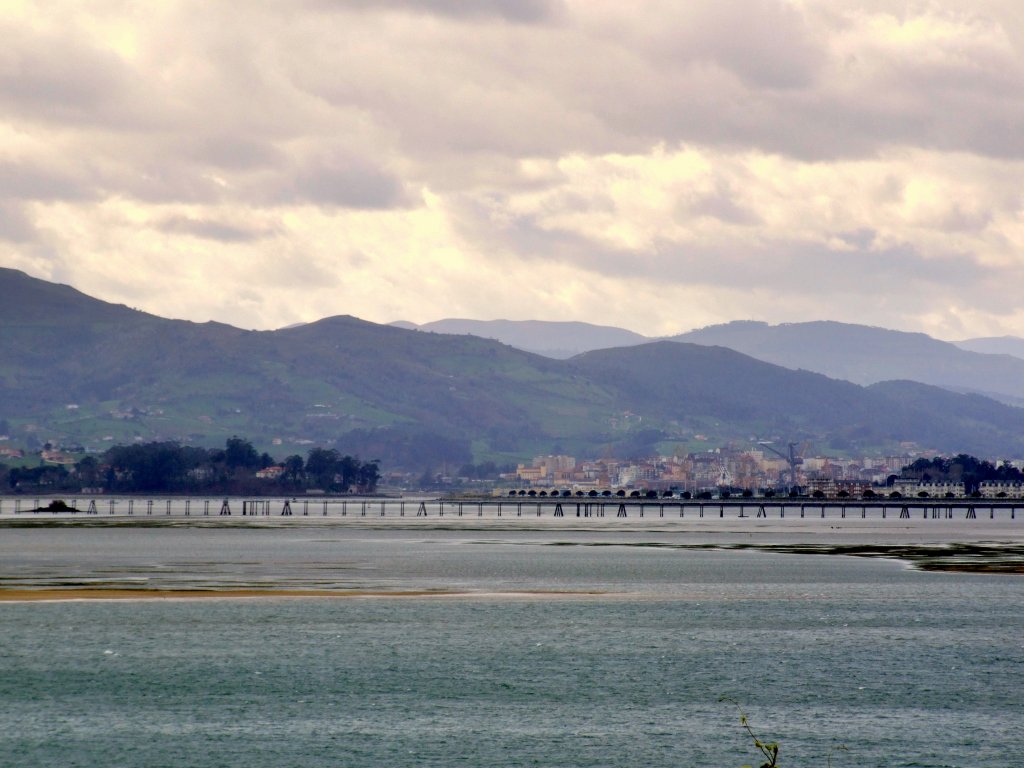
0,587,612,602
0,588,455,602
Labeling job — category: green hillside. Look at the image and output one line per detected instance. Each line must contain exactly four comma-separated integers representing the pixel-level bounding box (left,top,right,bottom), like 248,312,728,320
5,268,1024,466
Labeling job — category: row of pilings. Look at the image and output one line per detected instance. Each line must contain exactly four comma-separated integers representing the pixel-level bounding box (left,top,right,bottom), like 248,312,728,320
1,496,1019,520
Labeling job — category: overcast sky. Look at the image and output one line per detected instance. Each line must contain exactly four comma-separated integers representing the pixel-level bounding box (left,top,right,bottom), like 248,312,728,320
3,1,1024,339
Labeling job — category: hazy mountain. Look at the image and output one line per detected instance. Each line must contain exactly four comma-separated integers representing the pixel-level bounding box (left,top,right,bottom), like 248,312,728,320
954,336,1024,360
571,342,1024,458
395,318,650,358
6,268,1024,465
672,320,1024,404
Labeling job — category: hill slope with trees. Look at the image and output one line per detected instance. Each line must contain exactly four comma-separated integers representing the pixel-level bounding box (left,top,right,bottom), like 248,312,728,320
6,268,1024,467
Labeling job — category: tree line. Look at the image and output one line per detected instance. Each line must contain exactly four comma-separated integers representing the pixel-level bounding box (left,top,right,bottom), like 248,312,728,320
1,437,380,495
901,454,1024,494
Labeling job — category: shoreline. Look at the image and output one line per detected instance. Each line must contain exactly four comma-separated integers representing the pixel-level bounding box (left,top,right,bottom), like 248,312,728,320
0,587,616,603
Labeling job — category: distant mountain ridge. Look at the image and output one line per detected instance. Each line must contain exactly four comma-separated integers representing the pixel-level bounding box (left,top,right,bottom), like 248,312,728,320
672,320,1024,405
6,268,1024,465
954,336,1024,360
392,318,649,358
393,316,1024,405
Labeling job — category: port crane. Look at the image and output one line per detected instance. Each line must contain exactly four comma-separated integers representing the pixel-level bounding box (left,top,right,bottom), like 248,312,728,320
759,441,806,490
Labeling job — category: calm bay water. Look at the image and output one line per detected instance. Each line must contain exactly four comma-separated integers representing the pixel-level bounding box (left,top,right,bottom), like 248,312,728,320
1,525,1022,767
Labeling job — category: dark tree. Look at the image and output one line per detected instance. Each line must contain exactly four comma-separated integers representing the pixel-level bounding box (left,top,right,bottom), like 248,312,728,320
75,456,101,486
283,455,305,484
306,447,341,489
224,436,260,470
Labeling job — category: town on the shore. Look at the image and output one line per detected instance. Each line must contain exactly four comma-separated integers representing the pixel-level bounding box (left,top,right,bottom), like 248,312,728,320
4,433,1024,498
498,449,1024,498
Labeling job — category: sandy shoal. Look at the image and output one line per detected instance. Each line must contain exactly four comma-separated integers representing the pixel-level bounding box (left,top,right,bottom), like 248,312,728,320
0,588,613,603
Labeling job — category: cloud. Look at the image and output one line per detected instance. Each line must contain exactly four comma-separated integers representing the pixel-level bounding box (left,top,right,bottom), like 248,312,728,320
0,202,35,242
273,153,413,209
185,135,285,172
156,215,279,243
0,160,95,202
310,0,562,23
0,21,135,123
2,1,1024,340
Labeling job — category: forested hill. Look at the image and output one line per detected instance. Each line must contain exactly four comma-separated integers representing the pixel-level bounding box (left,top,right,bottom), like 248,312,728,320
6,267,1024,466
